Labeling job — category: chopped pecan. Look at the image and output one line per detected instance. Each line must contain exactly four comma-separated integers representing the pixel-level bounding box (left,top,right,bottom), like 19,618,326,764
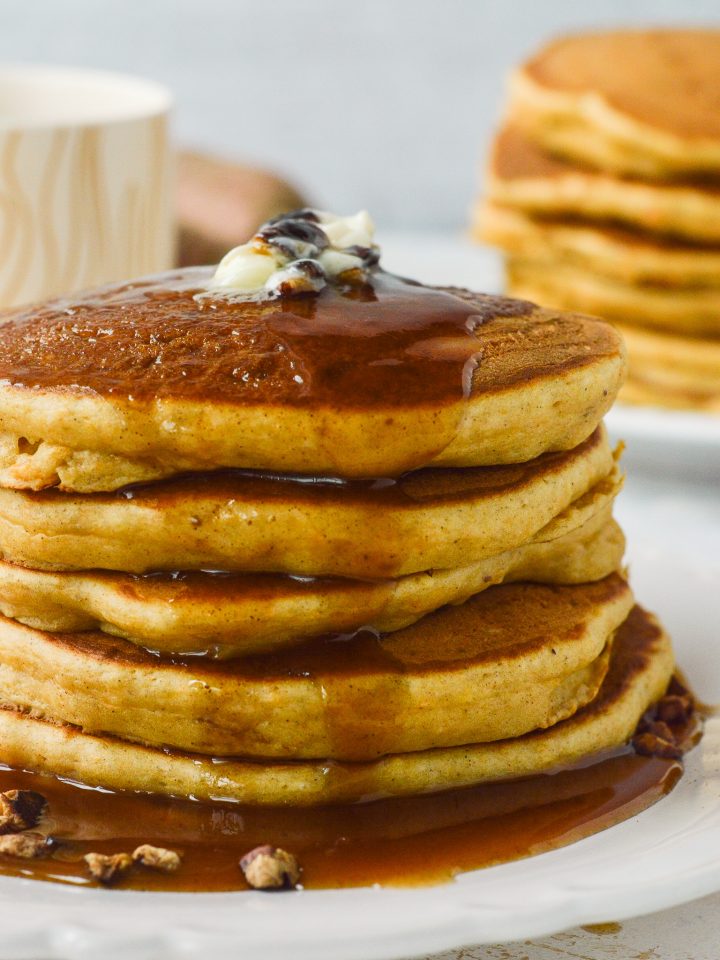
643,720,676,742
657,694,694,726
84,852,133,886
240,845,301,890
132,844,182,873
632,731,683,760
0,831,50,859
0,790,47,833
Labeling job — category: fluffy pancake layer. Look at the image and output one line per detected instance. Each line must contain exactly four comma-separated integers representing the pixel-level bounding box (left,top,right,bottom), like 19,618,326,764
615,325,720,411
0,605,673,805
506,259,720,338
479,204,720,286
508,30,720,177
483,127,720,244
0,473,622,656
0,576,632,761
0,426,614,577
0,270,625,491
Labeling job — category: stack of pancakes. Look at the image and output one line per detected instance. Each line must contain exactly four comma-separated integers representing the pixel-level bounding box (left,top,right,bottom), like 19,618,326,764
0,263,674,807
475,29,720,413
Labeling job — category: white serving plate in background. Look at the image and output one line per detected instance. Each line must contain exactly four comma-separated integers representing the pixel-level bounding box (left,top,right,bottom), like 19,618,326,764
607,404,720,482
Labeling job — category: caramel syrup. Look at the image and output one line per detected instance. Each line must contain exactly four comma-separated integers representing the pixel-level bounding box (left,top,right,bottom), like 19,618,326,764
0,269,623,464
0,742,692,892
0,270,523,409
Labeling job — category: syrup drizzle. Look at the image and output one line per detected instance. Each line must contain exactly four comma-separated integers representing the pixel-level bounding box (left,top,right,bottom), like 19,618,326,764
0,678,701,891
0,749,684,891
0,271,522,409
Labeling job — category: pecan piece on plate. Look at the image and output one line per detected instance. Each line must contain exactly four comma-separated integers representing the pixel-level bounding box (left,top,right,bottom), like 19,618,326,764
0,790,47,834
84,852,133,886
133,844,182,873
0,831,50,859
240,845,301,890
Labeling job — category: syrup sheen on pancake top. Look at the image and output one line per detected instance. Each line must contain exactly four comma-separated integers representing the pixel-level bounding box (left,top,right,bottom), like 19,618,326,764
0,210,514,410
0,208,625,484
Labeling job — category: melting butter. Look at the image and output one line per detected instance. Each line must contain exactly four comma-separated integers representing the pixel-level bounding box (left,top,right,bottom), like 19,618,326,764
203,209,380,301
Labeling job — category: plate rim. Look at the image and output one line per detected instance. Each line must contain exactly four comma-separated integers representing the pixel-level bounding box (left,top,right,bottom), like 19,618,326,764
0,722,716,960
608,403,720,446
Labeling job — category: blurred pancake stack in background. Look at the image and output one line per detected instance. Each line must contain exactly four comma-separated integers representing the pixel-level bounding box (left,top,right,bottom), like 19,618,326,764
474,29,720,414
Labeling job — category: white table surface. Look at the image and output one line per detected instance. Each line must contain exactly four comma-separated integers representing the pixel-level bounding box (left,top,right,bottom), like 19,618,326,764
381,232,720,960
418,890,720,960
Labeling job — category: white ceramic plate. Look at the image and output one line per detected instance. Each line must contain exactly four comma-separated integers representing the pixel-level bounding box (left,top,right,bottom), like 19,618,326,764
0,472,717,960
607,404,720,482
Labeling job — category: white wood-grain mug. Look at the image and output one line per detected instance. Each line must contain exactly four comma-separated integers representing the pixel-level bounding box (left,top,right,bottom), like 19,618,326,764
0,64,173,308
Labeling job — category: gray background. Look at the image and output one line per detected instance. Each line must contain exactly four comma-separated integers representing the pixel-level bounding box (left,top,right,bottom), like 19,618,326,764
1,0,718,229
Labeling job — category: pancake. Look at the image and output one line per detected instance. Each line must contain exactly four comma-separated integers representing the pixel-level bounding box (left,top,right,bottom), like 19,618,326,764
484,127,720,244
478,203,720,286
0,605,673,805
0,576,632,761
0,472,623,656
617,325,720,413
0,269,625,492
506,258,720,338
509,30,720,177
0,426,614,577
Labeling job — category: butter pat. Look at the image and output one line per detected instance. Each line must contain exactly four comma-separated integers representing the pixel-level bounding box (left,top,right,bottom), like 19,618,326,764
203,209,380,300
318,210,375,251
211,243,280,291
318,249,365,275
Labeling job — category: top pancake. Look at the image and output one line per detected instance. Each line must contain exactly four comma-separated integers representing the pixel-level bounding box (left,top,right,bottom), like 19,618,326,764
0,268,625,490
509,29,720,177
